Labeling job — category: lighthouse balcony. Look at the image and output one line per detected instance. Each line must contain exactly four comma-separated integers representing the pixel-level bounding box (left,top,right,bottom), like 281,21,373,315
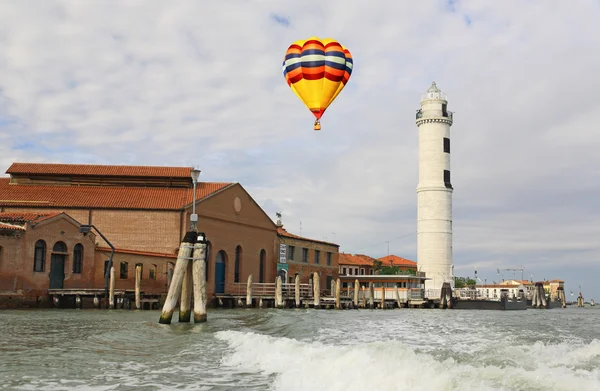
416,109,453,121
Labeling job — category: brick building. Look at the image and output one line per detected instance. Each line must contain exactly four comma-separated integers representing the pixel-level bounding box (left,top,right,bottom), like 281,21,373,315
0,162,335,306
378,255,418,272
275,218,339,290
0,212,97,307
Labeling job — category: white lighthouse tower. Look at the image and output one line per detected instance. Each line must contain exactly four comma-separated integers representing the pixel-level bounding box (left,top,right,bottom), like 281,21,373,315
415,81,454,293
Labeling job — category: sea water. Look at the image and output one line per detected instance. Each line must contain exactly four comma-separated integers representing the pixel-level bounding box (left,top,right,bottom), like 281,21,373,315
0,307,598,390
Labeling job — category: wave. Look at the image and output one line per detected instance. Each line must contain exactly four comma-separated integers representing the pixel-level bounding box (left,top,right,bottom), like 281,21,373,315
215,330,600,391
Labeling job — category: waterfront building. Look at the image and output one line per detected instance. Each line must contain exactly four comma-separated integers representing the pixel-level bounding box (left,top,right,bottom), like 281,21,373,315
276,217,339,289
377,255,417,272
474,283,526,299
415,82,454,293
338,253,377,277
0,162,337,307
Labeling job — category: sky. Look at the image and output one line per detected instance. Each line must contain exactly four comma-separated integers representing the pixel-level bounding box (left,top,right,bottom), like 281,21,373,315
1,0,599,300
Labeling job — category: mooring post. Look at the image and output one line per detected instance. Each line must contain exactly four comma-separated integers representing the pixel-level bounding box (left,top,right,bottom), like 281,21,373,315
158,231,196,324
192,236,207,323
246,274,253,308
360,286,366,308
179,262,193,322
330,279,336,298
294,274,300,308
335,278,341,309
93,295,99,309
109,266,115,309
395,285,401,308
539,283,547,308
369,282,374,309
446,286,453,309
135,265,141,310
275,276,283,308
313,272,321,309
353,279,359,308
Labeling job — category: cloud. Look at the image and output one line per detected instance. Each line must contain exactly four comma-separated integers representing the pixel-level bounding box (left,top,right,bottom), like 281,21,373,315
1,0,599,298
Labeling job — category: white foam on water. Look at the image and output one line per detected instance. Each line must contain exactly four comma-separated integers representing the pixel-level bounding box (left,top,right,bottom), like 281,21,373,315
215,330,600,391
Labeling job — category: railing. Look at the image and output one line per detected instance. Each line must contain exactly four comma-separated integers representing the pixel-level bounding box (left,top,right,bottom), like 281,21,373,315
415,110,453,121
229,283,313,297
424,289,441,299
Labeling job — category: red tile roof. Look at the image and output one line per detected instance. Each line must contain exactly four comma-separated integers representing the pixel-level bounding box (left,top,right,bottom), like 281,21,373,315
0,178,232,210
378,255,417,268
277,227,339,247
0,211,61,224
338,253,377,266
7,162,194,178
0,222,25,231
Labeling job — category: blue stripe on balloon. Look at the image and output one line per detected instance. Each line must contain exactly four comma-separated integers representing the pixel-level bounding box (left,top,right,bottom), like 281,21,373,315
285,62,303,72
285,53,302,60
324,61,346,71
325,51,346,58
301,60,325,68
301,49,325,56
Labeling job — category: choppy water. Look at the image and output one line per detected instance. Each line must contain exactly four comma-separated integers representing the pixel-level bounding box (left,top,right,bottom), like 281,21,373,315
0,307,599,391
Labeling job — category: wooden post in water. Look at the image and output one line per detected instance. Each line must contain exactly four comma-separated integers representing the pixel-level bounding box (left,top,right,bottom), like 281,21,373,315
381,285,386,309
275,276,283,308
159,232,196,324
330,279,336,298
369,282,374,309
135,265,141,309
192,238,207,323
335,278,341,309
313,272,321,309
246,274,253,308
109,266,115,309
395,285,401,308
295,274,300,308
353,279,359,308
179,262,193,322
361,286,366,308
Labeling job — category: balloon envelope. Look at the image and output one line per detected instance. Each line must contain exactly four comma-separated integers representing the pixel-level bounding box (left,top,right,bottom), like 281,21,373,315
282,37,353,126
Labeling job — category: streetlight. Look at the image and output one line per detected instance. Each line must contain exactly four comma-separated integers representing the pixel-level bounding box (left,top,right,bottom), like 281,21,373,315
190,168,201,232
79,224,114,309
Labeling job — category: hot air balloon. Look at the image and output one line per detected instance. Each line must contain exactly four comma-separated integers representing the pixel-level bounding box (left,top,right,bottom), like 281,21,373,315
282,36,353,131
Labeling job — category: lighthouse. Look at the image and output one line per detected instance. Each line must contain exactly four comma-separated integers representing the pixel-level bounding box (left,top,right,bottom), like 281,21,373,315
415,82,454,293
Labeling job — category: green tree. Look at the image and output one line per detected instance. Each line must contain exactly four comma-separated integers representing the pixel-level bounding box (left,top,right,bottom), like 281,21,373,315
372,260,382,273
380,265,400,275
454,276,477,288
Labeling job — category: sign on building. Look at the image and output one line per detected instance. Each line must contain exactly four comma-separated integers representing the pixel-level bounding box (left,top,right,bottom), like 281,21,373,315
279,244,287,263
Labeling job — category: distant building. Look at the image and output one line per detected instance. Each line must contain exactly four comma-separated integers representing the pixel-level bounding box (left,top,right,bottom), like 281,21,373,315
275,217,339,290
475,283,526,299
338,253,377,277
377,255,417,272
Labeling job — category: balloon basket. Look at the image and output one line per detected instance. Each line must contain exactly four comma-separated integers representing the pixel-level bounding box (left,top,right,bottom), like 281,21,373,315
314,120,321,131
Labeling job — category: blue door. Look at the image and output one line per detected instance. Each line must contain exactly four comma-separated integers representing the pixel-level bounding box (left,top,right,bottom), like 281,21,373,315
215,251,226,294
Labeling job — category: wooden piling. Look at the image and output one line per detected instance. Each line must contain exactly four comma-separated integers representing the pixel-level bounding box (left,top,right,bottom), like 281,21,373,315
313,272,321,309
135,265,141,309
330,279,336,298
395,285,401,308
295,274,300,308
109,266,115,309
335,278,341,309
369,282,374,309
192,240,207,323
353,279,359,308
179,261,193,322
93,295,99,309
361,286,366,308
159,232,196,324
275,276,283,308
381,285,386,309
246,274,253,308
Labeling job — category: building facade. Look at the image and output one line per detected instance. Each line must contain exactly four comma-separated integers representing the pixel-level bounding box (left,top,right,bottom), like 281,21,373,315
415,82,455,292
276,220,339,291
0,162,288,305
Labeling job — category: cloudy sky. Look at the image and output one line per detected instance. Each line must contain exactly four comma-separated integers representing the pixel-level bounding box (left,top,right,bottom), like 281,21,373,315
1,0,599,300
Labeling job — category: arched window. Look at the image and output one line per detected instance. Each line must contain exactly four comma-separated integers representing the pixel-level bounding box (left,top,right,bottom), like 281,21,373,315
259,249,266,283
234,245,242,283
34,240,46,272
53,241,67,253
72,244,83,274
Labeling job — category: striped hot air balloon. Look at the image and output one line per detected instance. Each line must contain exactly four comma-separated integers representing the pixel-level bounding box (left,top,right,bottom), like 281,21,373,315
282,37,353,131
